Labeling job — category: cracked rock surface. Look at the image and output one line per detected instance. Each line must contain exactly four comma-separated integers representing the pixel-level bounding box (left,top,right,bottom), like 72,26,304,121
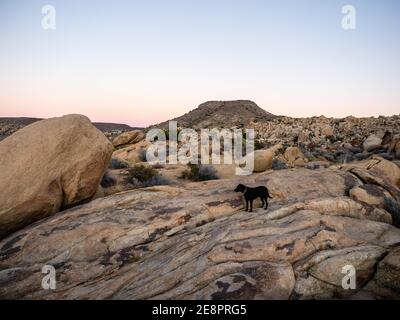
1,168,400,299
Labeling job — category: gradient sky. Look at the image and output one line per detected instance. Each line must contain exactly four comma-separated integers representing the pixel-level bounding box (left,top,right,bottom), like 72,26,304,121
0,0,399,127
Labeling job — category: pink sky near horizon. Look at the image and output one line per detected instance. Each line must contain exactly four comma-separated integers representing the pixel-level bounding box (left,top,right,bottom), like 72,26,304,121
1,91,399,128
1,77,399,127
1,0,399,127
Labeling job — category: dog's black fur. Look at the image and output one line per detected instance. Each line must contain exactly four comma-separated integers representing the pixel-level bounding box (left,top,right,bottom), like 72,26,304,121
234,184,272,212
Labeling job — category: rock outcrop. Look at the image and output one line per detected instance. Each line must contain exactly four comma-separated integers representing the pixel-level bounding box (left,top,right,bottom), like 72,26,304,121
1,167,399,299
283,147,307,166
363,134,383,152
112,130,145,148
0,115,113,239
112,140,150,165
389,134,400,159
252,144,282,172
345,156,400,188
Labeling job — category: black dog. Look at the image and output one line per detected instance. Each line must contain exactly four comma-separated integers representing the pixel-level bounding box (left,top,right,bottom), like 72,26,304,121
234,184,272,212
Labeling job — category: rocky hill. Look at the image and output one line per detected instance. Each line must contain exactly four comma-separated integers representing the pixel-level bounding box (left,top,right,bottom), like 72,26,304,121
152,100,276,129
93,122,141,132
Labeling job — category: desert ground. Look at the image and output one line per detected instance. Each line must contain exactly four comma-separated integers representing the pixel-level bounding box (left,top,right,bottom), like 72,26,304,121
1,100,400,299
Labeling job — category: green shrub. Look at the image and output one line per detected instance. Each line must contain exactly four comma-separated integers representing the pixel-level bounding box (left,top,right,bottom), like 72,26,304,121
180,164,219,181
110,157,129,169
125,164,171,187
272,159,287,170
101,171,116,188
125,164,157,184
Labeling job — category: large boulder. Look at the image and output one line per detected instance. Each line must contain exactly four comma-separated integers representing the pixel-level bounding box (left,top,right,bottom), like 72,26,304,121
349,184,389,207
312,122,334,137
112,130,145,148
372,247,400,294
297,131,310,144
253,150,274,172
112,140,150,165
358,246,400,298
344,156,400,188
0,115,113,239
252,144,282,172
363,134,382,152
294,246,387,299
320,124,334,137
283,147,306,166
366,156,400,188
389,134,400,158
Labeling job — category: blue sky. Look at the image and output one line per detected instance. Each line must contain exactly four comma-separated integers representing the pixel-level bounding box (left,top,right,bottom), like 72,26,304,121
0,0,399,126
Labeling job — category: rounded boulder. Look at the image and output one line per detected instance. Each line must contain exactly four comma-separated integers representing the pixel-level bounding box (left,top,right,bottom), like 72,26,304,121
0,115,114,239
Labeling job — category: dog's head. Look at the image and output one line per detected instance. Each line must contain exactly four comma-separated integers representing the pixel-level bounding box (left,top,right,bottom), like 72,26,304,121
234,184,246,193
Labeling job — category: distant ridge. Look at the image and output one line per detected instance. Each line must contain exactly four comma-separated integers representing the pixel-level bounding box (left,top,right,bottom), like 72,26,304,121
92,122,141,132
0,117,140,141
151,100,276,129
0,117,40,126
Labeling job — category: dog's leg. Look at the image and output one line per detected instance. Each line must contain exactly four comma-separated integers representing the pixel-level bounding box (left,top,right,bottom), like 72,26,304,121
245,199,249,212
264,197,268,210
260,197,265,208
249,200,253,212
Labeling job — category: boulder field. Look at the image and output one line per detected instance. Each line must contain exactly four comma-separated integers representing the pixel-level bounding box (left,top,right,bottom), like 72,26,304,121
1,166,400,299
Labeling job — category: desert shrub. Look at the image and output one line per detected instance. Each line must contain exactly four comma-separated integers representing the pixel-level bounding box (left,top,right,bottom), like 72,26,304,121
272,159,287,170
138,148,147,162
125,164,170,187
110,157,129,169
180,164,219,181
101,171,117,188
326,135,338,144
198,165,219,181
321,152,335,162
125,164,157,184
179,164,196,180
134,175,171,188
384,197,400,228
